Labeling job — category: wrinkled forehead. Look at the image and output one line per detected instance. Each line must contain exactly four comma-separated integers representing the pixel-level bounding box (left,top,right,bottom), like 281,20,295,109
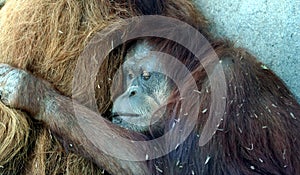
123,41,164,73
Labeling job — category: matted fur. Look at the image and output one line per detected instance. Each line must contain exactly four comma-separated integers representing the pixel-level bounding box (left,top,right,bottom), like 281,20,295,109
0,0,209,174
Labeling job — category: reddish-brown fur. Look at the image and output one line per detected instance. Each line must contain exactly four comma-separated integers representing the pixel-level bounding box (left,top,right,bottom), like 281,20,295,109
0,0,299,175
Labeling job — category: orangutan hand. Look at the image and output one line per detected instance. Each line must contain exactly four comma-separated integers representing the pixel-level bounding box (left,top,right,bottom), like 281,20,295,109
0,64,28,107
0,63,49,115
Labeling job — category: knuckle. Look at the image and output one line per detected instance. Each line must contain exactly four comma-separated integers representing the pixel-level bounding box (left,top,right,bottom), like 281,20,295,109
0,92,15,106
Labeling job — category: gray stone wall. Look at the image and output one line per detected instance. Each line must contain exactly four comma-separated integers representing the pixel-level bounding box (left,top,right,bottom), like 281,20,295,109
194,0,300,101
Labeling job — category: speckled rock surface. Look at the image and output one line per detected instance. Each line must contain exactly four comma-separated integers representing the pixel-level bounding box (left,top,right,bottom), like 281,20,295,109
194,0,300,101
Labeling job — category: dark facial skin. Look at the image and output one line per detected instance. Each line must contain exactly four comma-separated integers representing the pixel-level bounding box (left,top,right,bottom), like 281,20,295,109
112,42,173,132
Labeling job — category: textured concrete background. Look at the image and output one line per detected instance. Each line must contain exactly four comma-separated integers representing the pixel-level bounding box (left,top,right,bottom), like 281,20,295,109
194,0,300,101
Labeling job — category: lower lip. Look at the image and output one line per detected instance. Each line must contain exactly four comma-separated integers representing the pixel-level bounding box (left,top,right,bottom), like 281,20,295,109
115,113,140,117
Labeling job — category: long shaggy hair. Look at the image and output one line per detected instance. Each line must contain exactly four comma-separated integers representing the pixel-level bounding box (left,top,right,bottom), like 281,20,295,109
0,0,209,174
1,0,300,175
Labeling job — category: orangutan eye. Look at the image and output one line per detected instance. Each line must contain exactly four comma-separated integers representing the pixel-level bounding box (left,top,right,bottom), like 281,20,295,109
127,70,134,80
141,70,151,80
128,73,134,79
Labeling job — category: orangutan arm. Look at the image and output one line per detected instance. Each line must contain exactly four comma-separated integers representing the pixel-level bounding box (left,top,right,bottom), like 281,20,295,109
0,64,150,175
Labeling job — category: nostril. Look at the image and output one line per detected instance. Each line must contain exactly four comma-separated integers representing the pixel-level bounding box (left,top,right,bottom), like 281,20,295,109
129,90,137,97
112,117,122,124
